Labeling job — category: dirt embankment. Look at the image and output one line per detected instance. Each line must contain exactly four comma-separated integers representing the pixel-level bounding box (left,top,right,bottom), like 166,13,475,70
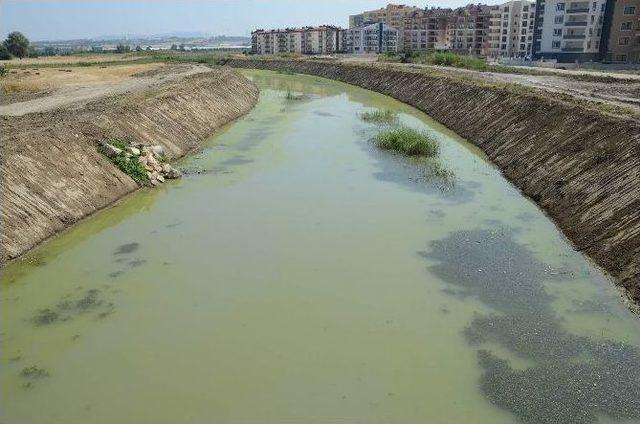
228,58,640,309
0,67,259,263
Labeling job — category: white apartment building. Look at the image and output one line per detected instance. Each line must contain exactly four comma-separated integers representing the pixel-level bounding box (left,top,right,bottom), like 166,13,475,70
486,1,536,57
346,22,399,54
533,0,610,61
251,26,344,55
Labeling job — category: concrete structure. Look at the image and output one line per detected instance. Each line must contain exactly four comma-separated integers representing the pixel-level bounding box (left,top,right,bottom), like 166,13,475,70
533,0,614,62
346,22,399,53
251,26,345,55
602,0,640,62
486,1,537,57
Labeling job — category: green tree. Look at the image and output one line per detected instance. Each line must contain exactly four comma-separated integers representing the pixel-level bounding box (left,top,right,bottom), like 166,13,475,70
170,44,178,50
115,43,131,53
135,45,142,52
3,31,30,59
0,44,12,60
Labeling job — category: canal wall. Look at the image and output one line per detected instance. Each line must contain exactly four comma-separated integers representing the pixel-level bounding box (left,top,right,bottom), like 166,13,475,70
0,68,259,264
227,58,640,309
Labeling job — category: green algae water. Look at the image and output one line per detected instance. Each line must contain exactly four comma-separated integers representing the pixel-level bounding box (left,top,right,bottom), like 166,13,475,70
2,70,640,424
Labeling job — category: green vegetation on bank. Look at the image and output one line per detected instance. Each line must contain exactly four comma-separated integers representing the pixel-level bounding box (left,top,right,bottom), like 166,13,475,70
360,109,399,125
374,126,439,157
104,138,149,184
380,50,634,83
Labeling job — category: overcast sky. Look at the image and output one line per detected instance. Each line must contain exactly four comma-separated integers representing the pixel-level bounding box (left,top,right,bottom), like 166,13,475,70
1,0,506,41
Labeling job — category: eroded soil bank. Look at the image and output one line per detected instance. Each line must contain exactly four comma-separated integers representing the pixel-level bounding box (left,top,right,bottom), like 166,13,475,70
0,67,259,263
228,58,640,310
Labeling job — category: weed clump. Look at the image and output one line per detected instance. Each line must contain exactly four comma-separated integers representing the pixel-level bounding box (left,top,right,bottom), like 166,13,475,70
360,109,399,125
284,90,304,101
103,138,148,184
374,126,439,157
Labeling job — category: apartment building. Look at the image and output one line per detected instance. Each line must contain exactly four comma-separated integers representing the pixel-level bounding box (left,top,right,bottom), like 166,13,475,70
486,1,537,57
602,0,640,62
532,0,613,61
251,26,345,55
349,4,421,49
346,22,399,53
446,5,492,55
403,8,455,51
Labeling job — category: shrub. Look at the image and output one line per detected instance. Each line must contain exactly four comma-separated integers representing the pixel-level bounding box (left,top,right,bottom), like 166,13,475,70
111,153,148,183
374,126,439,157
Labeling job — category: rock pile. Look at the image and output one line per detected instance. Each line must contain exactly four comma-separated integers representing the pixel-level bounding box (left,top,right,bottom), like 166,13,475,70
99,141,181,186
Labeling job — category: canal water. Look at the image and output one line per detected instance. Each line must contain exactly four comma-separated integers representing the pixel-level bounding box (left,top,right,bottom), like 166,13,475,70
1,70,639,424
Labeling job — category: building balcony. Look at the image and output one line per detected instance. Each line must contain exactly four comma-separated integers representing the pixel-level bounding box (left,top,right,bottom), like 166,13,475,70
562,47,584,51
566,7,590,13
565,21,588,26
563,34,586,39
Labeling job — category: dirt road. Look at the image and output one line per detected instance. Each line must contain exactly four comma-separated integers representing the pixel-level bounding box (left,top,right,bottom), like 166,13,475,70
0,64,211,116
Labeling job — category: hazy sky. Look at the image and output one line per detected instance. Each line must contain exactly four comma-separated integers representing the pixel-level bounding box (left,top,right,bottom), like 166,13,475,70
1,0,505,41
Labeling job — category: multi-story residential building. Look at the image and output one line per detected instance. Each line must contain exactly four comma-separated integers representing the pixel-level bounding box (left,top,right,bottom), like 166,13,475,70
602,0,640,62
486,1,537,57
533,0,613,62
403,8,453,51
446,5,492,55
349,4,422,49
251,26,345,55
346,22,399,53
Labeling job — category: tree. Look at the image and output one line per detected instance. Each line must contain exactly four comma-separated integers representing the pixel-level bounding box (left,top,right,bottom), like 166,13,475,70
3,31,30,59
146,46,152,51
170,44,178,50
0,44,12,60
135,45,142,52
115,43,131,54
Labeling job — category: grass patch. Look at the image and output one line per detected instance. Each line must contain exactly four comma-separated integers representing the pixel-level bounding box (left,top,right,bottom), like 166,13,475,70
360,109,399,125
374,126,439,157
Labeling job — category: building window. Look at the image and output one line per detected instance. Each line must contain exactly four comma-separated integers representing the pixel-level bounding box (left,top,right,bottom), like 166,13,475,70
553,28,562,36
555,15,564,24
623,6,636,14
621,21,633,30
556,2,565,11
552,40,561,48
615,54,628,62
619,37,630,45
592,1,597,11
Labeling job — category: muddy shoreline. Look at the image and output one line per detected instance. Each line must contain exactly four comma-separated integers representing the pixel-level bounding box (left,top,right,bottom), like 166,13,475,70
0,67,259,265
226,58,640,312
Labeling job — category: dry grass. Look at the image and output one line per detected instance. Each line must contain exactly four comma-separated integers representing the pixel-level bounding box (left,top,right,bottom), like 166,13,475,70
0,63,164,94
2,53,146,67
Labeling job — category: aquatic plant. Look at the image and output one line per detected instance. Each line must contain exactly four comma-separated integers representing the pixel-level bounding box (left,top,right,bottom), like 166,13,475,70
374,126,439,157
284,90,304,101
360,109,399,125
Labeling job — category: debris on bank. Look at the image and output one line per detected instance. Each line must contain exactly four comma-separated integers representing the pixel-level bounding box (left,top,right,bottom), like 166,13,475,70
99,139,181,186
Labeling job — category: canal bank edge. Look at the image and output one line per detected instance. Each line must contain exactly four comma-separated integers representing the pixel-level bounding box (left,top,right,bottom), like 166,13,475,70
0,68,259,265
226,58,640,312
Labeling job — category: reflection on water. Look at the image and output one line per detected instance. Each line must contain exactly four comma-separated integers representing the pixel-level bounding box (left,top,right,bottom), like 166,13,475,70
1,70,639,424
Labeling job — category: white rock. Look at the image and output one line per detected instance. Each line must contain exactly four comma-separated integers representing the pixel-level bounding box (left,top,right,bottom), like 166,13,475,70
99,142,122,158
162,163,172,173
128,146,141,156
156,174,165,183
164,166,182,179
150,145,165,158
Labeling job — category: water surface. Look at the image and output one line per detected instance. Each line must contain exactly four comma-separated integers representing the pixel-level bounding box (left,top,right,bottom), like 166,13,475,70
1,70,639,424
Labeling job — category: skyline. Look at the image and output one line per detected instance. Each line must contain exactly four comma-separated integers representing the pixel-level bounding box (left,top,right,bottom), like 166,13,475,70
2,0,507,41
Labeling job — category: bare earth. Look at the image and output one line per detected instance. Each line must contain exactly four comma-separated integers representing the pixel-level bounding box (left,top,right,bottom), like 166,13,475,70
0,63,211,116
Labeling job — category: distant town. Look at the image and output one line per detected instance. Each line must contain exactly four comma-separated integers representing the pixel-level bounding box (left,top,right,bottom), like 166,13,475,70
251,1,639,64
